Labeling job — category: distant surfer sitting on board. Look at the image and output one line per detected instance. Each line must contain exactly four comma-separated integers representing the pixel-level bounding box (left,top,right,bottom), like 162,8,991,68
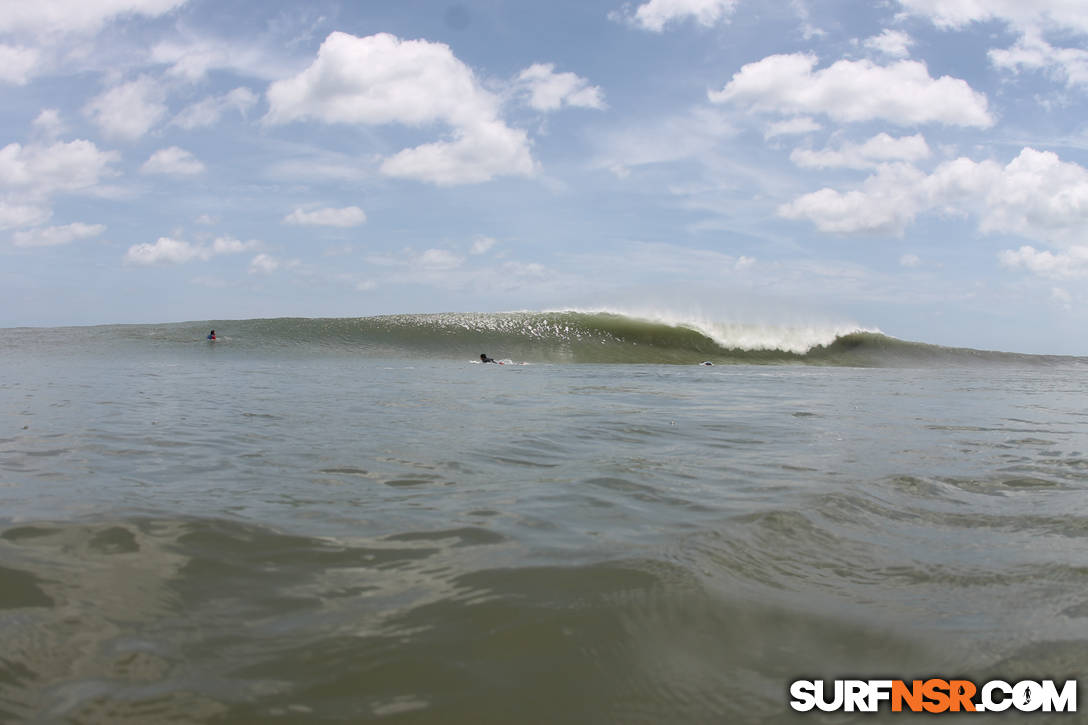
480,353,496,363
207,330,216,341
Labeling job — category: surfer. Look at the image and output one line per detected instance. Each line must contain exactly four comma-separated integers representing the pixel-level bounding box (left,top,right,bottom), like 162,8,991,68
207,330,216,341
480,353,496,363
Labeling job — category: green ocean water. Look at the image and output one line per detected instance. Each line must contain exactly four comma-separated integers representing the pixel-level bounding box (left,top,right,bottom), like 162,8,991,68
1,313,1087,723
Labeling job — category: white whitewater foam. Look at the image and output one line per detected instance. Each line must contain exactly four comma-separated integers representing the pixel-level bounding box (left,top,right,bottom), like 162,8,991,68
549,306,880,355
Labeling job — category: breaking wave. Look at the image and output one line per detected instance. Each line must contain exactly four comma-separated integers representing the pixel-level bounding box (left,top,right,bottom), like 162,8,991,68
90,310,1081,366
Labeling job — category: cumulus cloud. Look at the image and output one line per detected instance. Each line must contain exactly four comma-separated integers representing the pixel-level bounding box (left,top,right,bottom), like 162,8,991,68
516,63,605,111
779,162,927,235
12,222,104,247
84,76,167,140
984,152,1088,243
380,121,533,185
709,53,993,128
141,146,205,175
124,235,259,265
864,29,914,58
898,1,1088,85
172,87,259,129
0,139,120,196
790,133,931,169
0,45,39,84
283,206,366,227
896,0,1088,35
619,0,738,32
125,237,207,265
780,147,1088,242
0,201,51,230
265,32,534,185
899,253,921,267
0,0,188,36
999,245,1088,279
989,30,1088,87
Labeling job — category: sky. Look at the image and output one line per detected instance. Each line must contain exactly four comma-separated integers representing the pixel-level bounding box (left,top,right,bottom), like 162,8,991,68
2,0,1088,354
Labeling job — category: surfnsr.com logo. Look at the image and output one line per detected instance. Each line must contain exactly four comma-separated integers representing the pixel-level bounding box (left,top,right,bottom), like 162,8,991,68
789,679,1077,713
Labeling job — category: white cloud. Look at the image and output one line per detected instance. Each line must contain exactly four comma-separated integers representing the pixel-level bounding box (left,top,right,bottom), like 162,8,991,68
265,32,534,185
151,35,287,82
781,147,1088,242
864,29,914,58
899,1,1088,86
125,237,209,265
248,253,279,274
999,245,1088,279
124,235,259,265
516,63,605,111
975,150,1088,242
896,0,1088,35
763,116,821,139
265,32,495,127
790,133,931,169
172,87,259,129
793,0,826,41
779,162,927,235
31,109,65,138
141,146,205,175
283,206,366,227
84,76,167,141
0,0,188,36
0,201,50,230
249,253,300,275
900,253,921,267
709,53,993,128
0,45,39,84
379,120,533,185
621,0,738,32
0,139,120,196
12,222,105,247
989,30,1088,87
470,235,497,254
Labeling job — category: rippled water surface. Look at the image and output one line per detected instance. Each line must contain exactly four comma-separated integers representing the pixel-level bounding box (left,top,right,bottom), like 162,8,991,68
2,328,1087,723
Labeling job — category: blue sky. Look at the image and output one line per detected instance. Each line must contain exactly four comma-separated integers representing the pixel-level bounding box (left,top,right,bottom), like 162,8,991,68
2,0,1087,354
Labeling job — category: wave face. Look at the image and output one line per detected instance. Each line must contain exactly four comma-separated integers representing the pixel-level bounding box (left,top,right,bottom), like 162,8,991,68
106,311,1078,366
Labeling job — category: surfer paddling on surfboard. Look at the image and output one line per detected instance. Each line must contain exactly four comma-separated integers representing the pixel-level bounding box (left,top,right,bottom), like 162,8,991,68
207,330,216,341
480,353,497,363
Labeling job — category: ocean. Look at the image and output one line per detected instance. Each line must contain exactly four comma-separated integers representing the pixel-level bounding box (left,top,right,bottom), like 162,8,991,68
2,312,1086,723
